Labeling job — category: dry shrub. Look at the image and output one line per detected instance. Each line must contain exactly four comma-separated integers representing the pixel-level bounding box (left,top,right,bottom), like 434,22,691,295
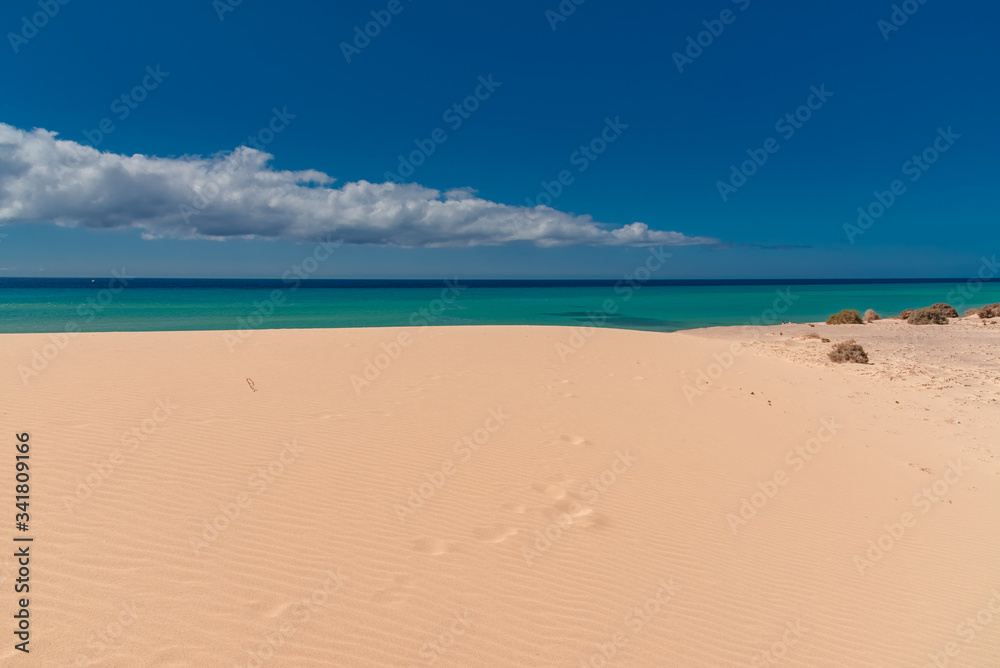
978,303,1000,318
900,303,957,322
826,309,863,325
829,339,868,364
965,308,981,317
908,307,948,325
924,303,959,318
863,309,881,323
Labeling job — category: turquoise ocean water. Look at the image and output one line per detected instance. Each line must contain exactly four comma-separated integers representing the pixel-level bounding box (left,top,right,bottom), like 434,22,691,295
1,279,998,334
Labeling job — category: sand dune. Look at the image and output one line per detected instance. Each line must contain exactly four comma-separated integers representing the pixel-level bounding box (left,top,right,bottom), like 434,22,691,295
1,323,998,666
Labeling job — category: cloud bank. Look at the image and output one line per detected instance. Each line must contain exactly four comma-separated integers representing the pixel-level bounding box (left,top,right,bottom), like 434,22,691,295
0,123,717,248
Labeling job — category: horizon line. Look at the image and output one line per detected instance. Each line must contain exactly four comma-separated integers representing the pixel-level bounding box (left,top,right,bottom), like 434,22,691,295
1,277,995,284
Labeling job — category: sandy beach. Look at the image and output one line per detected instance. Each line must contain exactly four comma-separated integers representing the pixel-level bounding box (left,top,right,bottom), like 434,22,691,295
2,319,999,666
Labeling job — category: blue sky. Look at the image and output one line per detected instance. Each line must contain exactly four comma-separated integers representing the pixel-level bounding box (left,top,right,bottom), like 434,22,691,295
0,0,996,278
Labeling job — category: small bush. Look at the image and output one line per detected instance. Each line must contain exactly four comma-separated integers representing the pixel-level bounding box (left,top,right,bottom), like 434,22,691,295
826,309,863,325
899,304,957,321
863,309,881,323
978,303,1000,318
829,339,868,364
908,307,948,325
924,303,959,318
965,308,981,317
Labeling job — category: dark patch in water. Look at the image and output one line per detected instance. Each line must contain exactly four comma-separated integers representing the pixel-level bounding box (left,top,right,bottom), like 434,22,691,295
542,311,679,330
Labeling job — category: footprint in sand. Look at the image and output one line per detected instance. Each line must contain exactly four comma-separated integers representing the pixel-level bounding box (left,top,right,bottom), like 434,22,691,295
532,482,569,500
472,525,519,543
264,602,293,619
558,434,591,447
556,505,609,529
553,497,590,517
412,537,451,555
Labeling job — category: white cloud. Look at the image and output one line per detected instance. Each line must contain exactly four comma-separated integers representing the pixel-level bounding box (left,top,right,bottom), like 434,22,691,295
0,123,718,248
